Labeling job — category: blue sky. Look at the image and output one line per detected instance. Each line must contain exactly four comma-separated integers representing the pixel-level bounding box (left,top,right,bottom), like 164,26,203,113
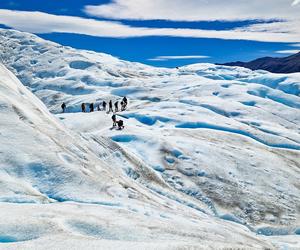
0,0,300,67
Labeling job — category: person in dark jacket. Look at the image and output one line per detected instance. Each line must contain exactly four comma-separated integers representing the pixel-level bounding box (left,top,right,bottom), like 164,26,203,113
111,114,117,127
108,100,113,113
122,96,128,105
114,101,119,112
121,100,127,111
117,119,124,130
120,100,124,111
122,96,128,110
61,102,66,113
89,103,94,112
102,101,107,111
81,103,86,112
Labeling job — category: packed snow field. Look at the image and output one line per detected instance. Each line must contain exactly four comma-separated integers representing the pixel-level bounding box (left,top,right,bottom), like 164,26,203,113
0,28,300,249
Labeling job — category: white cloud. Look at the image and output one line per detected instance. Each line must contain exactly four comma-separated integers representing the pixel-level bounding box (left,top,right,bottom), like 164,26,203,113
0,9,300,43
292,0,300,6
0,9,142,36
84,0,300,21
276,50,300,54
83,0,300,44
148,55,210,61
235,20,300,34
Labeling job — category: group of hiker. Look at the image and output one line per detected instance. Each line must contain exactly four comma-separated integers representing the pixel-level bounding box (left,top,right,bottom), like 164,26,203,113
61,96,128,130
79,97,128,114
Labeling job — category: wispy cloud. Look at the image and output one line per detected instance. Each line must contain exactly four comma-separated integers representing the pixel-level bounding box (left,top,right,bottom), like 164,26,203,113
276,49,300,54
148,55,210,61
84,0,300,45
84,0,300,21
276,42,300,54
0,9,299,43
292,0,300,6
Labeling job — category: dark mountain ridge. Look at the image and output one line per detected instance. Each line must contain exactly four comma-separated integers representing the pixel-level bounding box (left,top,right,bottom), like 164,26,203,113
222,52,300,73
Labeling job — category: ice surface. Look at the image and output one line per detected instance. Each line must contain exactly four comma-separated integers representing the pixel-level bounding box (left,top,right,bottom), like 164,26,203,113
0,28,300,249
0,62,277,249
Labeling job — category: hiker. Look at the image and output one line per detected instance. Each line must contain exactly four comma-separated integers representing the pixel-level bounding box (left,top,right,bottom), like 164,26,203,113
112,114,117,127
102,101,107,111
81,103,86,112
89,103,94,112
122,96,128,106
97,103,101,111
122,96,128,110
117,119,124,130
120,100,125,111
114,101,119,112
61,102,66,113
108,100,113,113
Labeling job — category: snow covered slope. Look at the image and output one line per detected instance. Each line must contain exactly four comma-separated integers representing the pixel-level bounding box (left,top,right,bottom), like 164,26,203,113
0,63,279,249
0,28,300,248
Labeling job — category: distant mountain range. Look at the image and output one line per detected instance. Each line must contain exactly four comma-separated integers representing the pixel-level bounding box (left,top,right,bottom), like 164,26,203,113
222,52,300,73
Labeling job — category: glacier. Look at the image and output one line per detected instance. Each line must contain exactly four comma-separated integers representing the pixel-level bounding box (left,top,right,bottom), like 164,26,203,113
0,28,300,249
